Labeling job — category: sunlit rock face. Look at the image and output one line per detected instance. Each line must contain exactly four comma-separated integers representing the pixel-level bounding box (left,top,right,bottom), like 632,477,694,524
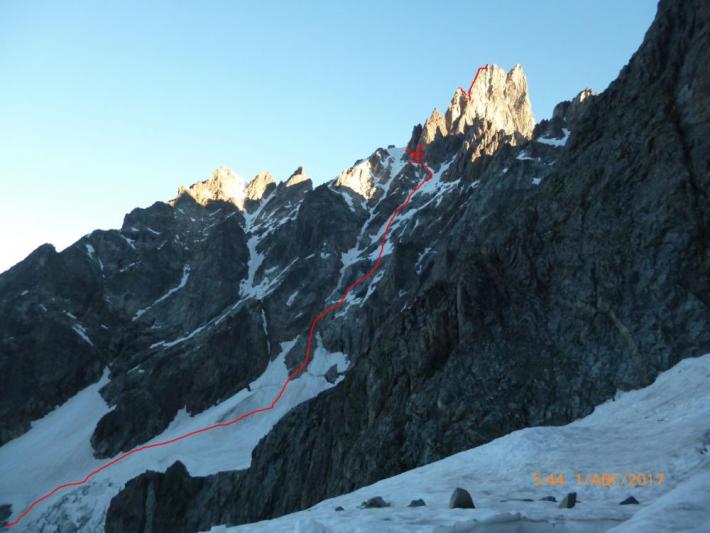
284,166,311,188
175,166,247,209
245,171,275,202
334,159,378,200
445,64,535,139
413,64,535,166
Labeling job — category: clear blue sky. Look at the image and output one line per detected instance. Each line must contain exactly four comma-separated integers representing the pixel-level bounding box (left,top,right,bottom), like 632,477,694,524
0,0,657,272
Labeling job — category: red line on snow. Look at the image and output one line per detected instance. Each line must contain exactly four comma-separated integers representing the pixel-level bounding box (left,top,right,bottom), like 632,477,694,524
5,66,488,528
4,159,433,529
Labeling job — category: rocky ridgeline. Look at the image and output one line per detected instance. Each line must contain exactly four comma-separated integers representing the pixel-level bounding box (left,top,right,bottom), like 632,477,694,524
0,0,708,530
105,0,708,529
173,165,310,211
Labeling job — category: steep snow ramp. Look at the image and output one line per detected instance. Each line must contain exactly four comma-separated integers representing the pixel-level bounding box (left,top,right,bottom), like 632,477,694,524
0,341,349,531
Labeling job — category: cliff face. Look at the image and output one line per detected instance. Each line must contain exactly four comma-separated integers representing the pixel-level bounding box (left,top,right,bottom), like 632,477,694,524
102,0,709,531
1,0,708,530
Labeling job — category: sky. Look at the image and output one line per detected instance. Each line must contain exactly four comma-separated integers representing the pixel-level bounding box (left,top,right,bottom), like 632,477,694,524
0,0,658,273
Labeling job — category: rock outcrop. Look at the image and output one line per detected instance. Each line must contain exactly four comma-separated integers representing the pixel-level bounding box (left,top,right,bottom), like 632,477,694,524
175,166,247,209
334,149,392,201
284,166,311,188
559,493,577,509
245,171,275,202
449,488,475,509
412,64,535,166
445,64,534,139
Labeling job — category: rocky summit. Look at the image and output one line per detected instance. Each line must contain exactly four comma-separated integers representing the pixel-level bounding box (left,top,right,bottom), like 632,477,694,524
0,0,708,531
175,166,247,208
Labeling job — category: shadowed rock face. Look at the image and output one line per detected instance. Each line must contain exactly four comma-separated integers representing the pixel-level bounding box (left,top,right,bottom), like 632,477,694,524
0,195,259,454
105,461,205,533
0,243,107,445
101,0,709,531
1,0,707,530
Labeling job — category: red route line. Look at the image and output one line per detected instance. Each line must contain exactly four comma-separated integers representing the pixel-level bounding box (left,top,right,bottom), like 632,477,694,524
458,64,489,99
4,158,433,529
6,65,488,529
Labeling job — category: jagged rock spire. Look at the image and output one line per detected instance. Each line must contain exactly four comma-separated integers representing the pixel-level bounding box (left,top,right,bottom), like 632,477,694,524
421,108,447,144
335,159,377,200
443,64,535,138
245,171,275,201
285,166,311,187
175,166,246,209
409,64,536,164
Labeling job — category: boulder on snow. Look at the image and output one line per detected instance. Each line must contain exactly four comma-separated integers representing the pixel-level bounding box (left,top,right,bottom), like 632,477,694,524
360,496,390,508
619,496,640,505
324,364,339,384
334,506,344,511
449,487,475,509
408,498,426,507
558,492,577,509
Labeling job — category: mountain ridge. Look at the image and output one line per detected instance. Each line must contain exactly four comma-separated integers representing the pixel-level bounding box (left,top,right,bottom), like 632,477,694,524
0,0,708,530
105,0,708,529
